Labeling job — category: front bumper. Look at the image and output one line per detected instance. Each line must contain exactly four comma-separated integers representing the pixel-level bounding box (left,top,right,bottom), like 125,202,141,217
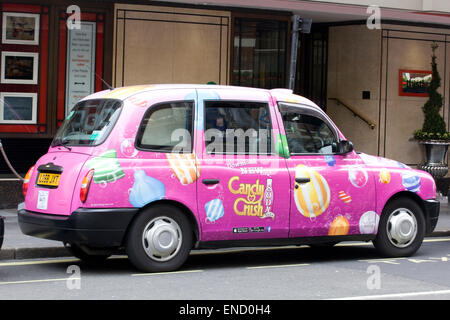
423,199,440,235
18,206,138,247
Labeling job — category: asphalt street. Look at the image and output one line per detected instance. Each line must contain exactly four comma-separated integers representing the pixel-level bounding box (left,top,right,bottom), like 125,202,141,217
0,237,449,300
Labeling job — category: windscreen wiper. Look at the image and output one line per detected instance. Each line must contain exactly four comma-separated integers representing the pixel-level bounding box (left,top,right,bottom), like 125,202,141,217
52,139,72,151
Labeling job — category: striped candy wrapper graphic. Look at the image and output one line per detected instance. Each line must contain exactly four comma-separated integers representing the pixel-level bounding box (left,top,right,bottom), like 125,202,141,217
338,190,352,203
167,153,201,185
402,172,421,193
205,199,224,223
294,165,330,219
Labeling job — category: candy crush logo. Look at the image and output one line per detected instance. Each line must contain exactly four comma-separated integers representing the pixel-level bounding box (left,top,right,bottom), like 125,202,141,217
228,176,265,217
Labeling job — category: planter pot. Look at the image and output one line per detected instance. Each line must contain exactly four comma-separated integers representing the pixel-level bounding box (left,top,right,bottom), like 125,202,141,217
419,140,450,178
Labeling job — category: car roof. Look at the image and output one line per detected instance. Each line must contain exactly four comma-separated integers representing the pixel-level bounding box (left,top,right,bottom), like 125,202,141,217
82,84,320,110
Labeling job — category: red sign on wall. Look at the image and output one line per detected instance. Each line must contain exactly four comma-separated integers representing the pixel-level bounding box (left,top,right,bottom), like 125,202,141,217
57,11,104,127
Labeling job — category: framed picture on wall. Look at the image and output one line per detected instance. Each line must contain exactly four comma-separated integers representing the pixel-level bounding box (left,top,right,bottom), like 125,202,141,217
0,92,37,124
1,51,39,84
399,69,432,97
2,12,40,45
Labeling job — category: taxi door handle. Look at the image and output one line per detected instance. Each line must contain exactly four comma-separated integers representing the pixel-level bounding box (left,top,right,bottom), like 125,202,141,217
295,177,311,187
202,179,220,185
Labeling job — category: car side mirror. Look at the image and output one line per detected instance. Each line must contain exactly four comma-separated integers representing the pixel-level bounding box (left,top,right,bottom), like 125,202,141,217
335,140,354,154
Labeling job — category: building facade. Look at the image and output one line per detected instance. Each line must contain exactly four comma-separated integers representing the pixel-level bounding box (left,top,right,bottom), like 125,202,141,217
0,0,449,176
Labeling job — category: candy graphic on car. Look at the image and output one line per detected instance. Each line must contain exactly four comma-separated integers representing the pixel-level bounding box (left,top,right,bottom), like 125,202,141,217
120,138,138,158
86,149,125,184
379,169,391,184
127,95,148,107
275,134,290,159
338,190,352,203
294,165,330,219
402,172,421,193
262,178,275,219
129,170,165,207
348,168,368,188
324,155,336,167
328,215,349,236
205,198,224,223
359,211,380,234
166,153,200,185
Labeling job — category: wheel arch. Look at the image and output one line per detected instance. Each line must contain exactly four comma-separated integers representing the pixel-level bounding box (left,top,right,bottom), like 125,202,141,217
382,191,426,218
122,199,200,246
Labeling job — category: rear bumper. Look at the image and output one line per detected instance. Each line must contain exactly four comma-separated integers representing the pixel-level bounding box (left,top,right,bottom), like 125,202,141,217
423,199,440,235
18,206,138,247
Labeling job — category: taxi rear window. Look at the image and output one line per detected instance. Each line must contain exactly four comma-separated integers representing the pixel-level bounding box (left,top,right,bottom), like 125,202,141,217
51,99,122,147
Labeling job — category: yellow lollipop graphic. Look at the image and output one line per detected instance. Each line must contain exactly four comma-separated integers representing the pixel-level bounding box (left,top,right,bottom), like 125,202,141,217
294,165,330,218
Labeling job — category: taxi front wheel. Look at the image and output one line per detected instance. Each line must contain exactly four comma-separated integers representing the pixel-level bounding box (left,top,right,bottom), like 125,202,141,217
125,204,193,273
373,198,425,258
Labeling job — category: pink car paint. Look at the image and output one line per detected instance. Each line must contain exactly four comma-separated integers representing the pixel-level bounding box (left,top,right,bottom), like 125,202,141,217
19,84,439,268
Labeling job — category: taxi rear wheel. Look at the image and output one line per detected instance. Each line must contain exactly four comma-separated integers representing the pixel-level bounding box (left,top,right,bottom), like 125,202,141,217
373,198,425,257
125,204,193,273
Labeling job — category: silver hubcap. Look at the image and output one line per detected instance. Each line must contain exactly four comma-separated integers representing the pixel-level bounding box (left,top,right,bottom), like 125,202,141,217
386,208,417,248
142,216,182,262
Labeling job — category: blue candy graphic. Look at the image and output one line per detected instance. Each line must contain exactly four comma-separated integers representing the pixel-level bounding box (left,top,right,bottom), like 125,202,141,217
397,161,409,169
205,199,224,223
402,172,421,193
324,155,336,166
129,170,165,207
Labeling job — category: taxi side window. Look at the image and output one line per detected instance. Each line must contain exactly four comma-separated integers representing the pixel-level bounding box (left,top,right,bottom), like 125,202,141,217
204,101,272,155
279,105,338,155
136,101,193,153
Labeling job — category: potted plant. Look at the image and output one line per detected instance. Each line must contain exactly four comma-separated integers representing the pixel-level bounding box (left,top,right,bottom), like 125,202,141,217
413,42,450,179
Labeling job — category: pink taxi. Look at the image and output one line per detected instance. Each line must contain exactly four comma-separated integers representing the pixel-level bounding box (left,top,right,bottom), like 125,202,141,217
18,84,439,272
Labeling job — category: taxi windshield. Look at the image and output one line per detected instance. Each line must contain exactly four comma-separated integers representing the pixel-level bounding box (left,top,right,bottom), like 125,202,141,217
52,99,122,147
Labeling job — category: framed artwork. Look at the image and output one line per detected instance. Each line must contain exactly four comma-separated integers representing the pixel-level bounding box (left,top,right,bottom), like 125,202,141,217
0,92,37,124
399,69,432,97
2,12,40,45
1,51,39,84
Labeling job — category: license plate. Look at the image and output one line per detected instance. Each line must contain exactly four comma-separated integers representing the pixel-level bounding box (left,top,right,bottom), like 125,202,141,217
37,172,61,187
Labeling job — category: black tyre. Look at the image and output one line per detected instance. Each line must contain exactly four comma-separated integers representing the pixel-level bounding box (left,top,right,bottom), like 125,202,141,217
125,204,193,273
65,243,111,264
373,198,425,257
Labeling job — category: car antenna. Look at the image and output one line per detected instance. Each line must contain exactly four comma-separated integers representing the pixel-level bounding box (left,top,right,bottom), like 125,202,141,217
95,73,114,90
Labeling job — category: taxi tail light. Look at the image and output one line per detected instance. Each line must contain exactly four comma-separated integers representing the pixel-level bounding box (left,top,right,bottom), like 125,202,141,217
23,166,35,197
80,169,94,203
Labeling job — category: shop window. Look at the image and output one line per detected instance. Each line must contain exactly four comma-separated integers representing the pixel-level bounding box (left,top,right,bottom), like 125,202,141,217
0,3,49,133
232,18,287,89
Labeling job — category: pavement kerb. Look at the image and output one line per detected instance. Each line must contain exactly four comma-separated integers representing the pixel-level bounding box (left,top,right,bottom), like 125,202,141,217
1,230,449,261
0,247,72,260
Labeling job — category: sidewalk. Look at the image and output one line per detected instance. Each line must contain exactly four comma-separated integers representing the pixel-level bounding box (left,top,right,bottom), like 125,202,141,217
1,202,450,260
